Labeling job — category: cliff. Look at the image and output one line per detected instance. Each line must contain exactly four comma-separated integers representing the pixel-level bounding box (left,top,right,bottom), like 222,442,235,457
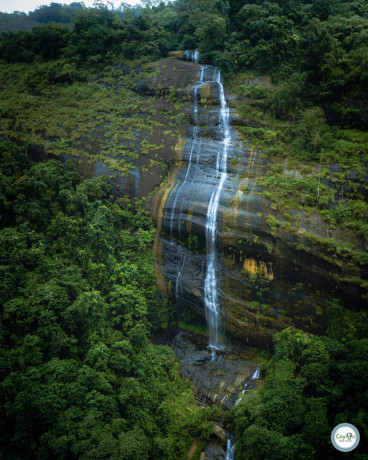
148,56,368,348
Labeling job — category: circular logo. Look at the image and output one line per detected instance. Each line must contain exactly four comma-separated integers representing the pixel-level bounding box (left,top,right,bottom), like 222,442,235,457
331,423,360,452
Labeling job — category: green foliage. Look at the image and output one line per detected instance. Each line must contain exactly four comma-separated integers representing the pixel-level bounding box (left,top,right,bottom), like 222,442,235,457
264,173,336,212
291,107,330,159
239,84,268,99
326,299,368,342
266,215,282,236
1,0,368,127
0,4,367,458
0,5,178,65
224,0,368,127
270,73,306,120
230,325,368,459
323,199,368,242
187,233,199,250
0,146,209,459
0,3,85,32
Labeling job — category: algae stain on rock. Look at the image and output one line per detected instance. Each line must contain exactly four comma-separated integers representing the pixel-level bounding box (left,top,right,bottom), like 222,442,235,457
150,137,186,232
243,258,274,281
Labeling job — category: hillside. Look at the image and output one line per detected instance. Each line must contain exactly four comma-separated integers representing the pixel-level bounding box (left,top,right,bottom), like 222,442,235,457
0,1,367,459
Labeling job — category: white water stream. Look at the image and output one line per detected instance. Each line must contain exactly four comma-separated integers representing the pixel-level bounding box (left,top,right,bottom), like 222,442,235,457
204,68,230,354
226,439,235,460
228,368,260,459
169,67,204,236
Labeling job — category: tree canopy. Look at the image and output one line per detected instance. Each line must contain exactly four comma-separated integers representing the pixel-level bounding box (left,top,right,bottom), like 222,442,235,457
0,143,214,459
0,0,367,126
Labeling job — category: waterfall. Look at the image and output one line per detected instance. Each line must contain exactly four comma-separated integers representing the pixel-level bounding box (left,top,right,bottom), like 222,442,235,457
251,368,260,380
161,50,261,460
167,51,231,354
229,367,260,458
183,50,199,63
204,68,230,354
169,68,204,237
175,245,187,304
235,366,260,406
226,439,235,460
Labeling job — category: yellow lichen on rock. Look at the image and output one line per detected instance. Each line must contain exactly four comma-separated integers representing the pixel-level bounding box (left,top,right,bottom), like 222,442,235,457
222,177,249,235
175,136,185,158
243,258,274,280
168,50,184,58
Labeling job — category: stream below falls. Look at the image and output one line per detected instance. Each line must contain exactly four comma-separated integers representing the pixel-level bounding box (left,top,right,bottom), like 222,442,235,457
170,328,260,459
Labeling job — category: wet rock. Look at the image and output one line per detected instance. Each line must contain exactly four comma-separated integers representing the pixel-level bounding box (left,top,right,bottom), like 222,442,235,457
33,57,199,205
110,63,131,74
199,82,220,106
201,442,226,460
135,58,198,101
212,423,227,443
37,52,368,350
171,330,257,410
230,113,264,128
135,80,151,96
241,74,274,91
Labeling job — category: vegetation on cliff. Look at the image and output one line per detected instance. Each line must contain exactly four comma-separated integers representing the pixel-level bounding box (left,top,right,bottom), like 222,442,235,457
0,59,173,176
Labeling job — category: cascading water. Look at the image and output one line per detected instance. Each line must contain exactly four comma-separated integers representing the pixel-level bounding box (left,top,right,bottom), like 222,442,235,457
166,52,231,354
228,367,260,459
183,50,199,63
204,68,230,354
169,67,204,237
226,439,235,460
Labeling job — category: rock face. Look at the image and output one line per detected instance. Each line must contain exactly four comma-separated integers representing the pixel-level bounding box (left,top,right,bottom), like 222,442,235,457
29,57,199,203
150,54,368,348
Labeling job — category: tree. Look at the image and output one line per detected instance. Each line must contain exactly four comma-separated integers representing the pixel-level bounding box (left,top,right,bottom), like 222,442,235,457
270,72,306,119
297,107,329,153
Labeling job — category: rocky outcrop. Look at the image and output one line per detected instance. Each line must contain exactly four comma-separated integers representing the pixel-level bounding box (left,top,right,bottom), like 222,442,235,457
135,57,198,101
28,57,199,202
171,330,257,410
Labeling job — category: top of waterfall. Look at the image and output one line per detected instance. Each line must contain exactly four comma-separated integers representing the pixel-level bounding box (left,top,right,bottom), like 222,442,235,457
183,50,199,63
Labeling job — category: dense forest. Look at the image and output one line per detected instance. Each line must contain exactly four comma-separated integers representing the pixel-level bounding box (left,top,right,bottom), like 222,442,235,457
1,0,367,128
0,0,367,459
0,143,218,459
